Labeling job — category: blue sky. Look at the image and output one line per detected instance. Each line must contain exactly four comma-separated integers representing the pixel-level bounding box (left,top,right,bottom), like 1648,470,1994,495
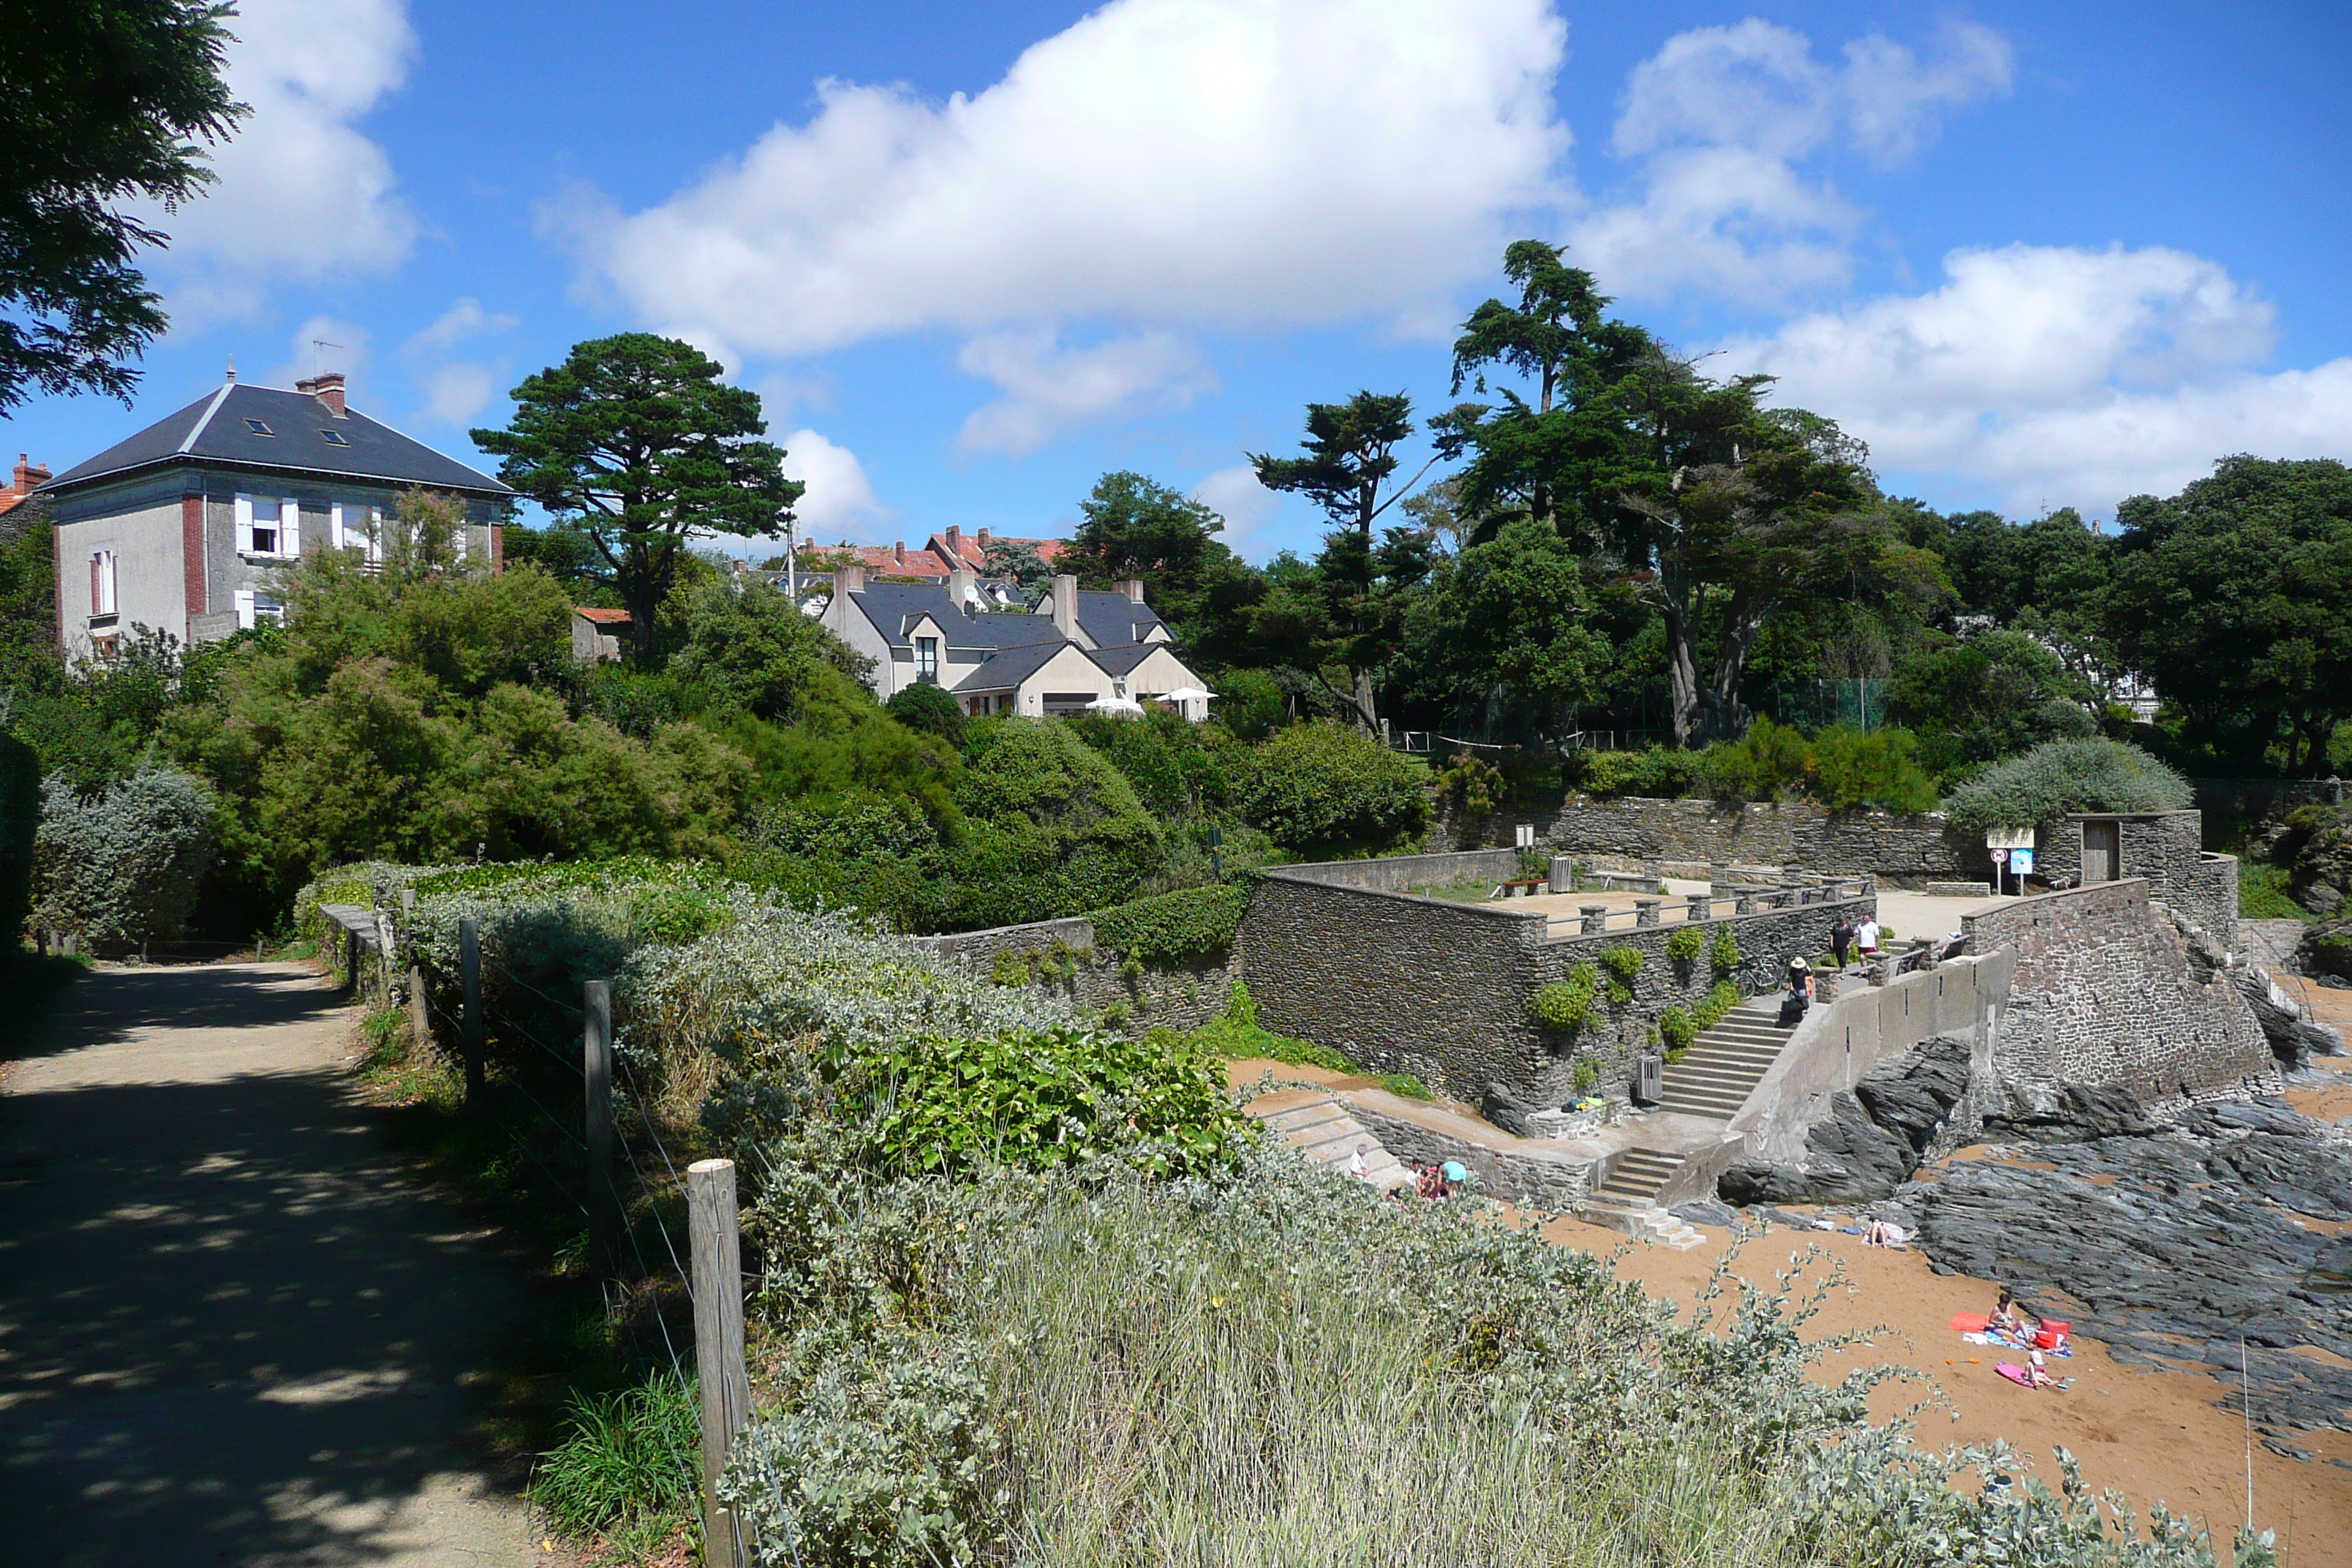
7,1,2349,562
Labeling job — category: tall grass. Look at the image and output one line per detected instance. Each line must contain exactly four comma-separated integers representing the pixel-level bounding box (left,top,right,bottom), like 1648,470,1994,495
532,1369,701,1553
725,1148,2250,1568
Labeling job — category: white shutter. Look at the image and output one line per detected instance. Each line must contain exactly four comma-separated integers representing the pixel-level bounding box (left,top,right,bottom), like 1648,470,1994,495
99,551,117,616
234,588,256,630
282,497,302,557
235,494,255,554
330,502,345,551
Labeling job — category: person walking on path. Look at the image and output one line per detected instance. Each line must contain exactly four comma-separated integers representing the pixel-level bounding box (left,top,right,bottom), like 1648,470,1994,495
0,960,543,1567
1831,916,1856,968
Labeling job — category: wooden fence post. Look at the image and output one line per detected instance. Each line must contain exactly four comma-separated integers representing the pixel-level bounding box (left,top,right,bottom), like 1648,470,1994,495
583,979,614,1270
689,1158,752,1568
401,889,430,1047
459,916,484,1106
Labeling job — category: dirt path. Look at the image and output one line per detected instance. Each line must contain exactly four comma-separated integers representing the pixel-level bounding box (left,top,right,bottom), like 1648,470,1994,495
0,962,545,1567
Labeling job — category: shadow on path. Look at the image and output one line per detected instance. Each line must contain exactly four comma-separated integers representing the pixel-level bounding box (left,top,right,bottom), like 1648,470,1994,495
0,962,541,1567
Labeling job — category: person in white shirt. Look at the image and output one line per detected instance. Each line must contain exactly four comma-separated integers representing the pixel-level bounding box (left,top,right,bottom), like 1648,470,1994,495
1856,917,1881,954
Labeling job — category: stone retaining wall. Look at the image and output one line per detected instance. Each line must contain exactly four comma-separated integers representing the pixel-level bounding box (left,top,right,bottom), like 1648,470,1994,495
1435,796,1980,886
1960,880,2274,1115
915,916,1240,1033
1240,851,1872,1108
2030,811,2236,937
1348,1099,1594,1210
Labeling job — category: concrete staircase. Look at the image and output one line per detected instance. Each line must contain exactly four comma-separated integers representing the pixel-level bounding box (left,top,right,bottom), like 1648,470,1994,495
1656,999,1795,1120
1248,1092,1414,1192
1583,1147,1704,1249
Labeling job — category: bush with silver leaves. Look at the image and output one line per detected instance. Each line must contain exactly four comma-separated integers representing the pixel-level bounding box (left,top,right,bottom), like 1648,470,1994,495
30,765,215,945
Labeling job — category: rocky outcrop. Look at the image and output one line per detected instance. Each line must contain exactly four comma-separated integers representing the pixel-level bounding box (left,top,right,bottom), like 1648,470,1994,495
2236,963,2344,1068
1717,1036,1970,1205
2286,802,2351,916
1904,1098,2352,1435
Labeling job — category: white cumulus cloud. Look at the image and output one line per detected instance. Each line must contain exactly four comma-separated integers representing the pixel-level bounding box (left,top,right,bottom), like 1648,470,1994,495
404,298,518,355
152,0,421,324
1191,464,1284,557
957,331,1217,456
568,0,1569,361
1721,244,2352,512
1574,19,2012,303
414,362,499,427
783,429,892,541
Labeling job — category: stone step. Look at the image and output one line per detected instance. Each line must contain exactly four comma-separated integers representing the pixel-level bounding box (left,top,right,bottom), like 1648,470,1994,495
1248,1094,1412,1192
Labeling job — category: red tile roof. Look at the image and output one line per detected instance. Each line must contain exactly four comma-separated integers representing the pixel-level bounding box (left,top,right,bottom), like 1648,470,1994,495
574,606,632,624
806,527,1067,581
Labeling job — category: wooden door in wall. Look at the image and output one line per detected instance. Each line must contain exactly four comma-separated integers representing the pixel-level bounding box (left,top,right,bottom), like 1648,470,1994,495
2083,819,2119,883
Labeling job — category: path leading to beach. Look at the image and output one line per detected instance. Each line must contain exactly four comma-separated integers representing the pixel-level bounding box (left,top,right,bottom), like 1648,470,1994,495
0,962,543,1567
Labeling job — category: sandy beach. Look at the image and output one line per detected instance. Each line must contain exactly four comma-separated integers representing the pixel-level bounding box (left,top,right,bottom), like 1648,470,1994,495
1232,1015,2352,1567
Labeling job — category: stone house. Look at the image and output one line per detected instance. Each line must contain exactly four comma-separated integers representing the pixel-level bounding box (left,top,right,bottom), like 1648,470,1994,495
570,606,630,663
819,565,1210,720
37,372,511,661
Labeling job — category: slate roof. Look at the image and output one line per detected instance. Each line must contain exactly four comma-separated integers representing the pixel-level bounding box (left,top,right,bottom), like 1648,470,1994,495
849,582,1067,653
1074,590,1166,649
952,641,1073,693
42,383,512,499
1087,644,1161,677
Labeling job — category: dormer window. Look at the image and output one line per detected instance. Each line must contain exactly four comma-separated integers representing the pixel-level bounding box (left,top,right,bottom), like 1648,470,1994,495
244,418,274,436
320,429,348,446
915,636,939,683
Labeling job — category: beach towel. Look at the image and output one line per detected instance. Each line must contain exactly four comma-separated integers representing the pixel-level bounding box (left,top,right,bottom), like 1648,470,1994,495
1949,1313,1990,1333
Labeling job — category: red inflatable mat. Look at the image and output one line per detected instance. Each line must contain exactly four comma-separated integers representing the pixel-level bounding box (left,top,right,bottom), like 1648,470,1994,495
1949,1313,1990,1333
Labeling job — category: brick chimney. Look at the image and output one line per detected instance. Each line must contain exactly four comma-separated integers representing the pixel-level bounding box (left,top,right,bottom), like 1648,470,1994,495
1115,578,1145,604
1049,573,1079,637
976,527,992,549
297,372,348,417
944,524,962,558
0,453,50,516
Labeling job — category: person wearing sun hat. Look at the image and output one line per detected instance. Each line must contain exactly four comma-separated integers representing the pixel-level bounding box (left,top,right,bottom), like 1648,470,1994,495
1778,956,1813,1022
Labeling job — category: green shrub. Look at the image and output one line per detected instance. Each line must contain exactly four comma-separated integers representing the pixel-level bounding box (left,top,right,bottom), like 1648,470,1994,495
1809,725,1940,813
1529,965,1598,1030
0,729,39,951
1189,980,1358,1073
949,718,1166,928
532,1370,700,1550
29,764,216,946
1709,925,1742,973
884,681,968,750
1942,738,2192,836
2239,864,2312,921
990,950,1032,987
1232,722,1429,856
1090,883,1251,965
1658,1006,1695,1058
1377,1072,1433,1101
1694,979,1741,1032
840,1025,1243,1178
1665,924,1703,962
1700,717,1812,802
1572,745,1700,799
1435,749,1506,816
1598,944,1644,1003
1571,1055,1601,1092
1066,708,1235,817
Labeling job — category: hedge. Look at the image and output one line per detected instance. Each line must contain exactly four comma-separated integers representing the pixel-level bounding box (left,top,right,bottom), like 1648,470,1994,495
1088,884,1251,967
0,731,36,951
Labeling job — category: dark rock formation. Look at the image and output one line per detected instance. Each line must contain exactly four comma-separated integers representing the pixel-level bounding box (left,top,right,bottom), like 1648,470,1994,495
1480,1081,1534,1138
1717,1035,1972,1205
1906,1098,2352,1434
1981,1082,2157,1142
2236,965,2343,1070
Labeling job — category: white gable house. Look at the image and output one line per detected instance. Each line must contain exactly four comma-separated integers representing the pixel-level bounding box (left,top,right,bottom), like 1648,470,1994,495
820,567,1212,720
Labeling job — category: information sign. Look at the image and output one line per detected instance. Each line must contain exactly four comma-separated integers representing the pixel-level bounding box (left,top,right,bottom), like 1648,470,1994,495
2009,848,2035,875
1984,827,2035,851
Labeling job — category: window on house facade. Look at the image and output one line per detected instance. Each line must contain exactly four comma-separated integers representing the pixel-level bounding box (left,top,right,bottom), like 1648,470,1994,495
331,501,387,568
233,589,285,630
915,636,939,682
237,494,302,559
88,549,118,619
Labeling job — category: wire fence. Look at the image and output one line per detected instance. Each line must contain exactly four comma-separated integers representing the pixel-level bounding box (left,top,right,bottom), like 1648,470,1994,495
391,931,737,1558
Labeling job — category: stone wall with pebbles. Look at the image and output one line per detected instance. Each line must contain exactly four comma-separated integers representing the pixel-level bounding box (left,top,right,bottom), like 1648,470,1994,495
1432,796,1982,885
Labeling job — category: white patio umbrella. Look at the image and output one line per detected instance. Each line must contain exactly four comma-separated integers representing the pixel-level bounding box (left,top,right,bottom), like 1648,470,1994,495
1084,694,1145,715
1160,685,1215,704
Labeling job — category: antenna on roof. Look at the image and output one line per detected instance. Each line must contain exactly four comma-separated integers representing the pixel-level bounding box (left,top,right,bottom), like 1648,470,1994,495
311,338,343,377
225,355,236,383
